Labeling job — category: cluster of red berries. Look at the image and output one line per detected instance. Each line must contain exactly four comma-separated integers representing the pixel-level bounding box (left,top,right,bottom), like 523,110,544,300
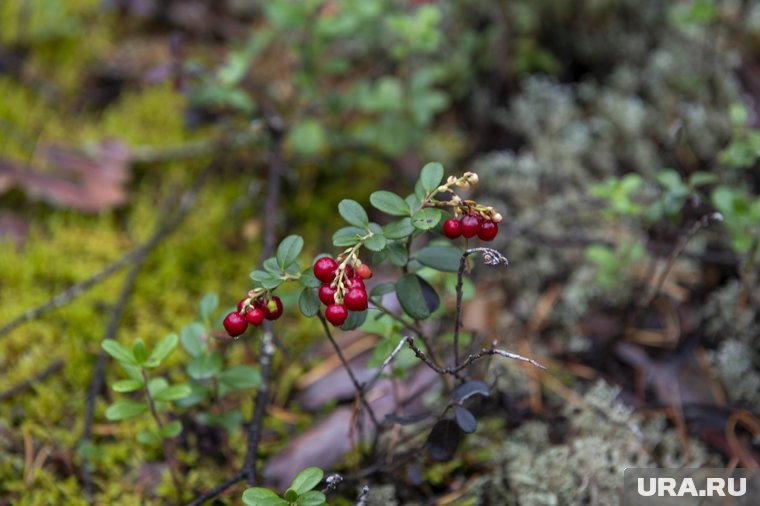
443,213,499,242
313,256,373,327
223,296,283,337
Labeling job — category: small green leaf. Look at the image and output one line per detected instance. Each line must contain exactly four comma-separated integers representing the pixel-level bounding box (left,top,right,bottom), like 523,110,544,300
288,119,327,156
419,162,444,194
153,384,192,402
413,245,463,272
112,379,144,393
284,489,298,502
132,339,148,364
370,282,395,299
263,257,283,275
160,420,182,438
188,353,223,380
332,226,366,247
101,340,138,366
298,288,321,317
137,430,161,445
199,292,219,321
396,274,439,320
411,208,443,230
386,241,409,267
370,191,410,216
689,171,717,187
180,323,206,357
296,491,327,506
276,235,304,269
105,399,148,421
299,269,322,288
242,487,288,506
218,366,262,390
341,309,367,330
364,232,387,252
291,466,324,495
250,270,283,289
149,333,178,366
383,218,415,239
338,199,369,228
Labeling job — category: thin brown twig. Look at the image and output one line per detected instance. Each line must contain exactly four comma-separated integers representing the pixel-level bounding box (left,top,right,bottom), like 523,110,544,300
317,313,381,430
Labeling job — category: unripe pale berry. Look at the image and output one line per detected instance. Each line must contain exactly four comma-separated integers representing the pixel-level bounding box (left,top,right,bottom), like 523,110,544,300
223,311,248,337
356,263,373,280
262,296,283,320
344,288,368,311
325,304,348,326
313,257,338,283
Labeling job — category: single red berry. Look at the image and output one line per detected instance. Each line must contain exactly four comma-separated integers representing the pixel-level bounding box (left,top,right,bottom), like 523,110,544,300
349,278,365,290
237,298,248,312
313,257,338,283
345,265,355,279
443,218,461,239
460,215,480,238
223,311,248,337
344,288,368,311
318,284,336,305
356,264,373,279
478,220,498,241
245,307,265,325
262,296,283,320
325,303,348,326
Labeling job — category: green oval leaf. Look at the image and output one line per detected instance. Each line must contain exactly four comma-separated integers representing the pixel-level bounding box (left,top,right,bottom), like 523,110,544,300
419,162,444,194
149,333,178,366
276,235,304,269
338,199,369,228
383,217,415,239
332,226,366,247
160,420,183,438
101,340,138,365
411,208,443,230
370,191,409,216
298,288,321,317
242,487,288,506
111,379,144,393
296,491,327,506
341,309,367,331
413,245,463,272
152,384,192,402
105,399,148,421
132,339,148,364
218,366,262,390
290,466,324,495
364,232,387,252
396,274,440,320
180,323,206,357
188,353,223,380
199,292,219,321
284,489,298,502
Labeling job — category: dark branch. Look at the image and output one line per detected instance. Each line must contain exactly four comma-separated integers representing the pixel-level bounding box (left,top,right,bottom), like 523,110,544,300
0,359,64,403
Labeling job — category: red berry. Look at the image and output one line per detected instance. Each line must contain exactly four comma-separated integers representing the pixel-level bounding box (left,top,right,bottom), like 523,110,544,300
246,307,264,325
313,257,338,283
478,220,498,241
237,298,248,312
344,288,368,311
223,311,248,337
349,278,365,290
460,215,480,238
356,264,373,279
262,296,283,320
443,218,461,239
325,304,348,326
345,265,355,279
318,284,336,305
